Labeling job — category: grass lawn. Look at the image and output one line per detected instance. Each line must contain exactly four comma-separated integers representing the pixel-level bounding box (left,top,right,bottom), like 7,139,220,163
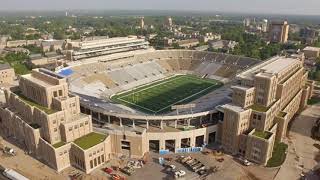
14,91,57,114
74,132,107,150
250,104,268,112
267,142,288,167
253,131,271,139
111,75,223,114
307,97,320,105
52,141,66,148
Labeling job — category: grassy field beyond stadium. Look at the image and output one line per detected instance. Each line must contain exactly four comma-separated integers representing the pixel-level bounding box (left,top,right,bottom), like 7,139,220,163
111,75,223,114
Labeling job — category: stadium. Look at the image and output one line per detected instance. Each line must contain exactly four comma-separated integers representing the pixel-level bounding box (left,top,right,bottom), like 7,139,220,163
58,50,260,157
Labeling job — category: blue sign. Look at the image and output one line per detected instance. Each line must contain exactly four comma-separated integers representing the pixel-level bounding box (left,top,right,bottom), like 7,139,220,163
159,149,170,155
59,68,73,76
176,147,203,153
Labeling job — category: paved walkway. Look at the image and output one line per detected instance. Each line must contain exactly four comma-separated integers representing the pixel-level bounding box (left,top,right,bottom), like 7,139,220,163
275,104,320,180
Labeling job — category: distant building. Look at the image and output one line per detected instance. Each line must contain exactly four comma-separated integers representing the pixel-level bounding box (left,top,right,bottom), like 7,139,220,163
0,35,10,49
41,40,65,52
4,47,30,54
0,63,15,85
28,52,65,70
66,36,150,61
165,17,173,29
140,17,145,29
209,40,238,52
268,21,290,43
243,18,251,27
303,46,320,59
6,40,28,48
300,27,319,45
261,19,268,33
199,33,221,43
177,39,199,49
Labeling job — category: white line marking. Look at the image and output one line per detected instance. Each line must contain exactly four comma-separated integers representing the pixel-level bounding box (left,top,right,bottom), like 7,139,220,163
116,75,218,113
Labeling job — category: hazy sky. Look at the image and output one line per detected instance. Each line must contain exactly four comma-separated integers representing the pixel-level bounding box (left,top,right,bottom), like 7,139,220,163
1,0,320,15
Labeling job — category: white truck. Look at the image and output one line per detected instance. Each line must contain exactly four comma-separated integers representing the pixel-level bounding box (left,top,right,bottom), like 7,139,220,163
3,169,29,180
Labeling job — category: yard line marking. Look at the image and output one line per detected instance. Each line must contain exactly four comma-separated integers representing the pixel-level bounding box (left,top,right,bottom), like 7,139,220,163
119,75,185,99
114,75,220,114
155,83,217,113
117,97,156,113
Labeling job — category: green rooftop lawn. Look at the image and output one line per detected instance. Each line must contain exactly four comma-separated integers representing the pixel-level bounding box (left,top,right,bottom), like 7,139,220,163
250,104,269,112
52,141,66,148
14,91,57,114
253,130,271,139
267,142,288,167
74,132,107,150
278,111,287,118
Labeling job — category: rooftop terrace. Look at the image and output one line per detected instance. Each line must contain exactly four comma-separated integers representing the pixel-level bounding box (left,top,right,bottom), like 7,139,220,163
253,130,272,139
238,56,300,80
74,132,107,150
14,91,57,114
52,141,66,149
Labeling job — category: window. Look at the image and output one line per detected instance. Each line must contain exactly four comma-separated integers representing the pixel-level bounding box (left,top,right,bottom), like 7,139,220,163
53,91,58,97
258,115,262,120
94,158,97,167
69,127,73,131
74,125,78,129
54,128,57,132
85,121,89,125
253,114,257,119
98,156,101,164
90,160,93,169
101,155,105,162
59,90,63,96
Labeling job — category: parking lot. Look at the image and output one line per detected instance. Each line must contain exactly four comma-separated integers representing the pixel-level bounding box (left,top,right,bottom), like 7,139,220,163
91,149,279,180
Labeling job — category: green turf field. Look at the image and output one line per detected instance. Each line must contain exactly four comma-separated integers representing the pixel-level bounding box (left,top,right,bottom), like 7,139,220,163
111,75,223,114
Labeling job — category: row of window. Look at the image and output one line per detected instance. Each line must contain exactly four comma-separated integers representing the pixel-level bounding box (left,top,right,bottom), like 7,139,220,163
53,90,63,97
68,121,89,131
89,147,104,157
89,155,105,169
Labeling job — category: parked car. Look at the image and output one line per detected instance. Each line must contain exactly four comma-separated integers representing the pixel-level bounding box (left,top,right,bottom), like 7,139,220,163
238,157,252,166
192,163,204,171
165,164,176,172
174,170,186,179
197,169,207,176
194,165,206,173
127,160,143,169
111,174,126,180
3,147,16,156
103,167,113,174
181,156,192,163
120,166,135,176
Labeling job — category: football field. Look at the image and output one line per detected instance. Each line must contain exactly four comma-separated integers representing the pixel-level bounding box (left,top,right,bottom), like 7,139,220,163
111,75,223,114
